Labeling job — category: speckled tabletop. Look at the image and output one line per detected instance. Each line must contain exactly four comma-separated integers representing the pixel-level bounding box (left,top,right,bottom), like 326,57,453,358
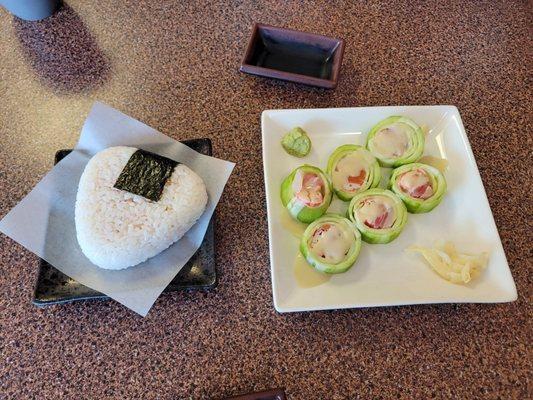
0,1,531,399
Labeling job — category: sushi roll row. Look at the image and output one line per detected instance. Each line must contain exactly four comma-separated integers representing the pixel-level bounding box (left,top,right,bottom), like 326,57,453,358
280,116,447,275
366,116,446,213
281,145,383,224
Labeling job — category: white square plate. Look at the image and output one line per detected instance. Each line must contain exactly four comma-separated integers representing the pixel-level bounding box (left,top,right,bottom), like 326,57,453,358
262,106,517,313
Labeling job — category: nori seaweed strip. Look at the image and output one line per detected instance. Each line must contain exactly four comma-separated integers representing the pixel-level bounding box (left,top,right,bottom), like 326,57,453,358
114,149,179,202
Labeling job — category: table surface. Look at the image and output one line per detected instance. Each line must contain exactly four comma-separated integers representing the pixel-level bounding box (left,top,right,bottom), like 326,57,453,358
0,1,530,399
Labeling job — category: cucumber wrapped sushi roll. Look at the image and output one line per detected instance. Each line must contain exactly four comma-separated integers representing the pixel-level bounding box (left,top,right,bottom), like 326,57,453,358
347,188,407,244
281,165,333,223
366,116,424,167
326,145,381,201
389,163,446,213
300,214,362,274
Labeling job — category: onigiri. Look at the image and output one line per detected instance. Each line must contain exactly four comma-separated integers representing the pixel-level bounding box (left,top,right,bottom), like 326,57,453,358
75,146,207,270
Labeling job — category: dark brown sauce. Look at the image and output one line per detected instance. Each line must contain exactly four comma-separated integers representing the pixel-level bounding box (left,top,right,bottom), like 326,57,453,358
250,37,336,79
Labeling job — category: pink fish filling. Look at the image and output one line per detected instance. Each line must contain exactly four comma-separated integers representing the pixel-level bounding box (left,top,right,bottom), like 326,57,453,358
356,196,396,229
362,202,391,229
398,169,433,200
344,170,366,191
293,172,324,207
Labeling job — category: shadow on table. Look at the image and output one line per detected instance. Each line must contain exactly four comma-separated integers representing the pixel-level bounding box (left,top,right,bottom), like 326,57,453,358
12,2,110,93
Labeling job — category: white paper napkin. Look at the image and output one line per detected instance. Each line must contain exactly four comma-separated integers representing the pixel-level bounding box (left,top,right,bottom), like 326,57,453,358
0,101,235,316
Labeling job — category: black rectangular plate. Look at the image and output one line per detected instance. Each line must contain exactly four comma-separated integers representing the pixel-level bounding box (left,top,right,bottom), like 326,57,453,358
33,138,216,307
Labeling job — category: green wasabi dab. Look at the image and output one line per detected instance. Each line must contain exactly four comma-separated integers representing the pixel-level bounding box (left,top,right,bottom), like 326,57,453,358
281,127,311,157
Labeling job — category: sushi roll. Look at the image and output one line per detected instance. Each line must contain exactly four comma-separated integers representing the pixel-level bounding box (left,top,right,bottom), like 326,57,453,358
389,163,447,213
75,146,208,270
326,144,381,201
300,214,362,274
347,188,407,244
366,116,424,167
280,165,332,223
